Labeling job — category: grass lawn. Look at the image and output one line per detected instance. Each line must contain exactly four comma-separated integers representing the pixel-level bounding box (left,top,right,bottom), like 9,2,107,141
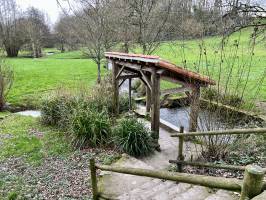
3,28,266,108
154,29,266,102
6,54,102,107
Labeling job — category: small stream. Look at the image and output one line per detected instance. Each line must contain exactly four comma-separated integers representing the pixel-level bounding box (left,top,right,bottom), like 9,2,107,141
121,80,261,131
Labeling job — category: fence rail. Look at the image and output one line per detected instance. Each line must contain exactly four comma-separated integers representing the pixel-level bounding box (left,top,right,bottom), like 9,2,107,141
171,127,266,173
171,127,266,137
89,128,266,200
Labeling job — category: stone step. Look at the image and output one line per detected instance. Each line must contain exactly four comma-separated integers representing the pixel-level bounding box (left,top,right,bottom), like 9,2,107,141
204,190,239,200
139,181,176,199
173,185,212,200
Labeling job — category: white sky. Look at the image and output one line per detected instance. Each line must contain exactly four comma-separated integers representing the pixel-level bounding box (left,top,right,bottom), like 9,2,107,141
16,0,266,25
16,0,62,25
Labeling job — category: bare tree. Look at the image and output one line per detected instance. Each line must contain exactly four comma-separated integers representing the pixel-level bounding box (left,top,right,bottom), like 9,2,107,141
25,7,50,58
128,0,173,54
0,0,26,57
54,15,81,52
57,0,117,83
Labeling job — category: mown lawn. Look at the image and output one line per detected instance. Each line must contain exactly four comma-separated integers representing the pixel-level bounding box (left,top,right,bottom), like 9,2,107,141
6,54,102,107
4,28,266,108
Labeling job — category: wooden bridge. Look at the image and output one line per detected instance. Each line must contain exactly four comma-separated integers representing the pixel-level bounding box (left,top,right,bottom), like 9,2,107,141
105,52,215,147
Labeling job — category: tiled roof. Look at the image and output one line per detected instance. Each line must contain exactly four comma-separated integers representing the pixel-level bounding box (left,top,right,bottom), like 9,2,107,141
105,52,215,85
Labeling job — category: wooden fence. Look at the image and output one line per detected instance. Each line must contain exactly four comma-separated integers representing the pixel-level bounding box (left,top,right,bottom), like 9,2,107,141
90,158,265,200
170,127,266,173
89,128,266,200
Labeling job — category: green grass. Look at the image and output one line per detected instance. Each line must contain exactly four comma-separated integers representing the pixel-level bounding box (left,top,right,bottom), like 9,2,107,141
153,29,266,101
0,115,72,165
6,56,103,107
3,28,266,108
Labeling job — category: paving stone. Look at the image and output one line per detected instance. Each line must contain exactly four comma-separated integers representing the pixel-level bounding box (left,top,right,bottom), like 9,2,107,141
173,186,212,200
204,190,239,200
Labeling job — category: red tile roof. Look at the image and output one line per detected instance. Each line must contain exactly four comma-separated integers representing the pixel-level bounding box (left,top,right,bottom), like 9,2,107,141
105,52,215,86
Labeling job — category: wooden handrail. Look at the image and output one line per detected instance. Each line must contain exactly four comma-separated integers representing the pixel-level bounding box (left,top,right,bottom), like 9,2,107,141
169,160,266,173
90,158,266,200
95,164,242,192
171,128,266,137
169,160,246,171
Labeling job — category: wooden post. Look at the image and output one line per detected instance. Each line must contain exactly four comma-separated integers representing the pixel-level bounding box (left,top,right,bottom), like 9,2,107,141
177,126,185,172
240,165,264,200
146,75,151,115
129,78,132,111
90,158,98,200
151,69,160,148
189,85,200,132
112,61,119,115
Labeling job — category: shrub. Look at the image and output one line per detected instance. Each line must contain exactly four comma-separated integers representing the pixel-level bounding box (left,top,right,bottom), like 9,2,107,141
119,93,135,113
0,59,14,111
202,87,244,107
70,107,112,148
40,91,77,128
114,118,154,157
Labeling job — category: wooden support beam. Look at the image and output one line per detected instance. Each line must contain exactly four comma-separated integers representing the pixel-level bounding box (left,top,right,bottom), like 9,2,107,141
189,86,200,132
115,65,125,80
129,78,132,110
119,79,126,88
140,70,152,91
112,61,119,115
115,61,153,73
115,61,142,71
146,75,151,114
151,68,161,148
161,86,191,96
118,74,141,80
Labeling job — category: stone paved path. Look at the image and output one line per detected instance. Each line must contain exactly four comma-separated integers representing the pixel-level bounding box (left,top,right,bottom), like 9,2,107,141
98,120,240,200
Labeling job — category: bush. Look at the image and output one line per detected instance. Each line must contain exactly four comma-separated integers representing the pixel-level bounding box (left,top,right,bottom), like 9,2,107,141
114,118,154,157
0,59,14,111
119,93,135,113
41,88,112,148
70,107,112,148
202,87,244,107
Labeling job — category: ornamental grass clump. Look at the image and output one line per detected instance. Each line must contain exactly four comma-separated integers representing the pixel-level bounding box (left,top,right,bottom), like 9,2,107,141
70,107,112,148
41,88,112,148
114,118,154,157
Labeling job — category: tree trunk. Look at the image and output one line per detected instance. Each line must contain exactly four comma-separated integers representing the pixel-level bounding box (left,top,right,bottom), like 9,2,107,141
5,46,19,57
61,42,65,53
97,62,101,84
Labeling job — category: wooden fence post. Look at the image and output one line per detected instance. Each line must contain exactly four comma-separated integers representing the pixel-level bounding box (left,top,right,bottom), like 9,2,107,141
240,165,264,200
90,158,98,200
177,126,185,172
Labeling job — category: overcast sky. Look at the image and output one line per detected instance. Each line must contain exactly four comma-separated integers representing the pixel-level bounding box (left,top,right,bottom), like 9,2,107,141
16,0,266,25
16,0,62,24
